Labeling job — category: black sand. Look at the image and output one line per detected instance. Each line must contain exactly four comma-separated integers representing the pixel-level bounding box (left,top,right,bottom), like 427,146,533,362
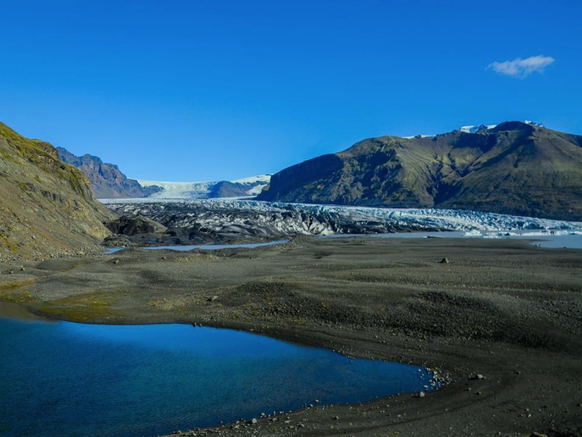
1,237,581,437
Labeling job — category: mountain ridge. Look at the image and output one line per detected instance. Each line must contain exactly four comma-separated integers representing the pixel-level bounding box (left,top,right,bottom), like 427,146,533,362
258,122,582,221
58,147,271,200
57,148,162,199
0,121,114,261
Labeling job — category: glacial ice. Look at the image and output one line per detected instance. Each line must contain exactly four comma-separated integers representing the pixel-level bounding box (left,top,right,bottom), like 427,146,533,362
101,198,582,234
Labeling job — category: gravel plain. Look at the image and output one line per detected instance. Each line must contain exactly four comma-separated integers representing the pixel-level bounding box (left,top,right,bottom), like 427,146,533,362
1,236,581,437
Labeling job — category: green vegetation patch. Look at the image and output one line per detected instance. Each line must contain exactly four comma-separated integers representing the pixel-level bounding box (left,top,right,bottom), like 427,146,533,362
0,232,18,254
38,291,117,321
0,279,36,304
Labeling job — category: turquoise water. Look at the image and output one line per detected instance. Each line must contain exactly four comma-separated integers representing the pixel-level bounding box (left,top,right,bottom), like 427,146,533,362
142,239,289,251
320,231,582,249
0,312,434,437
107,239,288,254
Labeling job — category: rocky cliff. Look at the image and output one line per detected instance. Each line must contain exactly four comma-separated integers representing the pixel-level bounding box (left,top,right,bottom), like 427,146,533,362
57,147,161,199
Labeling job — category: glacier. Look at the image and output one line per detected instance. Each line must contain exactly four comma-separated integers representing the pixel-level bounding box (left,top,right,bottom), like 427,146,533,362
101,198,582,245
137,175,271,199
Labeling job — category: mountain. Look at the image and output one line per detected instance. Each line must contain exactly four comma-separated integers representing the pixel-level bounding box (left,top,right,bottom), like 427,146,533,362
58,146,270,200
137,175,271,199
0,121,114,261
57,148,162,199
258,122,582,221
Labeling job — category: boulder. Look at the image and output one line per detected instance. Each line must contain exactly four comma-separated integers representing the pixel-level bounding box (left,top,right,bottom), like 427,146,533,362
105,216,167,236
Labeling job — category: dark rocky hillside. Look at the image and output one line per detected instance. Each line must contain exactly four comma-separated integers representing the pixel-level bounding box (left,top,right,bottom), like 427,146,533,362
0,121,114,261
208,181,254,198
258,122,582,221
57,147,161,199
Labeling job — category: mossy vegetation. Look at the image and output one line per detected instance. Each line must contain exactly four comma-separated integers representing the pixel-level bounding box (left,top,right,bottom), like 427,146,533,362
0,119,114,261
0,279,36,304
38,291,116,321
0,232,18,254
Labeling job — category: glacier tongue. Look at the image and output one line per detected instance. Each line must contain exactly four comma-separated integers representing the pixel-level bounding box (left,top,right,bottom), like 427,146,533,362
101,198,582,239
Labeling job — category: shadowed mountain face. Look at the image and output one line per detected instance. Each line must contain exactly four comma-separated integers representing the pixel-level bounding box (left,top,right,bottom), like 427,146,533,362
57,148,161,199
258,122,582,221
0,122,114,261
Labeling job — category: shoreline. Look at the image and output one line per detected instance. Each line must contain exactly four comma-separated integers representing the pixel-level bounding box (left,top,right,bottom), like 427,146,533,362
1,237,581,436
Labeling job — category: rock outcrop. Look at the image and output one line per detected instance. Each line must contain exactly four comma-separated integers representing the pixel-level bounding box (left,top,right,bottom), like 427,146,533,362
57,147,161,199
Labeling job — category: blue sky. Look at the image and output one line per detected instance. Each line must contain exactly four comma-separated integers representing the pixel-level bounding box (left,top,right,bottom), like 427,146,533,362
1,0,580,181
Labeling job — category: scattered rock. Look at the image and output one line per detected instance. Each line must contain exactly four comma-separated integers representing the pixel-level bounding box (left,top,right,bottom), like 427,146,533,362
470,373,485,380
439,257,449,264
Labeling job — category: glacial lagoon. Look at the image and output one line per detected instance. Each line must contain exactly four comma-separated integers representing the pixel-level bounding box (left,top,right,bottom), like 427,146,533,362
0,303,435,437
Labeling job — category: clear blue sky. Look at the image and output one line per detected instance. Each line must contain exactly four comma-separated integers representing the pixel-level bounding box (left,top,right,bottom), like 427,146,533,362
1,0,580,181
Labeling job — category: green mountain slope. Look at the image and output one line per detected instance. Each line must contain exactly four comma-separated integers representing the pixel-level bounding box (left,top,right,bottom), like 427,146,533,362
0,121,114,261
258,122,582,220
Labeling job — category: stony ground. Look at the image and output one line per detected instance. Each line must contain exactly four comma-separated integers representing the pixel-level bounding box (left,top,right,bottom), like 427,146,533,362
1,236,581,437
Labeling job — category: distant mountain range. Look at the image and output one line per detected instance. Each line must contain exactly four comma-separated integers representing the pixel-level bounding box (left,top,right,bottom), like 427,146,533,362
58,147,270,200
0,121,113,260
57,148,162,199
54,121,582,221
258,122,582,221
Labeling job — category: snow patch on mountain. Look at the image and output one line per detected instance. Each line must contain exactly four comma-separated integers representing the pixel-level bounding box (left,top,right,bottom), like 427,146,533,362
459,124,497,134
232,175,271,184
402,134,435,139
